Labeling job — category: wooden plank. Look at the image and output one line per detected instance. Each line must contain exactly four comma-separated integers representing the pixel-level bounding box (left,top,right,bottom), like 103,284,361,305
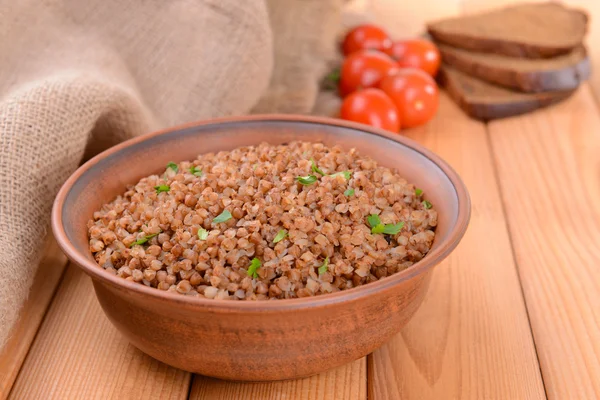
190,358,366,400
488,86,600,399
368,94,547,400
8,265,190,400
0,236,68,399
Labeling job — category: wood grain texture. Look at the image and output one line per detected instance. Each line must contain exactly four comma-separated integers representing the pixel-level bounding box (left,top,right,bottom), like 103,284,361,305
190,358,366,400
368,94,546,400
0,236,68,399
488,86,600,399
576,1,600,101
8,265,190,400
463,1,600,397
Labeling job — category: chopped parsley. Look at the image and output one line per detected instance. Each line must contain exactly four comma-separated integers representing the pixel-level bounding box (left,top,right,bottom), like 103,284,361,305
415,188,423,196
129,232,159,247
273,229,288,243
298,165,350,186
189,165,203,177
318,256,329,275
166,162,178,172
423,200,433,209
344,188,355,197
197,228,209,240
213,210,232,224
367,214,382,228
154,185,170,194
367,214,404,235
371,224,386,234
311,158,325,176
247,257,261,279
382,222,404,235
330,170,351,180
297,175,318,185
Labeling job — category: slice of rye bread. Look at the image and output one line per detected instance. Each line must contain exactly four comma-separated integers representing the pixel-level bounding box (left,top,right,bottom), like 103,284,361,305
437,43,590,92
439,65,575,121
427,2,588,59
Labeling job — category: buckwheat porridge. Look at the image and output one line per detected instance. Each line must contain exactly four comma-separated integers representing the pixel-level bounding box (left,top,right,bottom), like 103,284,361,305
88,141,437,300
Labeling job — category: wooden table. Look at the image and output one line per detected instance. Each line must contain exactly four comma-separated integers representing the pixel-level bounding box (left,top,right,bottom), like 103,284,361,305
2,1,599,399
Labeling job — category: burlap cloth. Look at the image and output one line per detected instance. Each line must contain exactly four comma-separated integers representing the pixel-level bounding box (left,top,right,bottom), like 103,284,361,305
0,0,345,347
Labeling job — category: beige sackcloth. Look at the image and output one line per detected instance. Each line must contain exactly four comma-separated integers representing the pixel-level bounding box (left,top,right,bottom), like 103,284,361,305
0,0,346,347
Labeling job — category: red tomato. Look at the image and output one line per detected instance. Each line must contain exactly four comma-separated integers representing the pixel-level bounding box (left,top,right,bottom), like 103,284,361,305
340,88,400,132
384,39,441,77
339,50,398,97
378,68,439,129
342,24,392,56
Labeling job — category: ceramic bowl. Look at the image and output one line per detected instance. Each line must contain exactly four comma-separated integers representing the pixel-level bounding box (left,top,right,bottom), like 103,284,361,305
52,115,470,381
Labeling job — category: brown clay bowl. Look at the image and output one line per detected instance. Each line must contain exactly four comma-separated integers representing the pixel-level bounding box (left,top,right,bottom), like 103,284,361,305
52,115,470,381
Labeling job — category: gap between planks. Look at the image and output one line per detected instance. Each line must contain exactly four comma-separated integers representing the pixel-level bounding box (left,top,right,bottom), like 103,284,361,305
457,1,600,398
487,85,600,400
9,261,367,400
367,94,546,400
8,265,191,400
0,235,68,399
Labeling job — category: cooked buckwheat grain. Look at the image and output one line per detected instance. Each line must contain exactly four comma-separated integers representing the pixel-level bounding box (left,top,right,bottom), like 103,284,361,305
88,141,437,300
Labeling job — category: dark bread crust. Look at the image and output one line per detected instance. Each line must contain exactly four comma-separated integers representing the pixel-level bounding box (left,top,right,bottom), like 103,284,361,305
439,65,574,121
427,2,589,59
438,44,590,92
428,29,577,59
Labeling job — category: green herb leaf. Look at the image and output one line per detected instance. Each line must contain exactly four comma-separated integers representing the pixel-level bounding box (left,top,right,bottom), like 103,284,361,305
166,162,178,172
415,188,423,196
330,170,351,180
154,185,170,194
344,188,355,197
197,228,209,240
189,166,203,177
297,175,318,185
383,222,404,235
129,232,159,247
318,256,330,275
323,68,341,91
213,210,232,224
327,69,340,83
247,257,261,279
273,229,288,243
371,224,386,234
311,158,325,176
423,200,433,209
367,214,381,228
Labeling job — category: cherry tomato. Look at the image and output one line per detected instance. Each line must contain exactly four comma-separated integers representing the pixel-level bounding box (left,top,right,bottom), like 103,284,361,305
340,88,400,132
384,39,441,77
342,24,392,56
339,50,398,97
378,68,439,129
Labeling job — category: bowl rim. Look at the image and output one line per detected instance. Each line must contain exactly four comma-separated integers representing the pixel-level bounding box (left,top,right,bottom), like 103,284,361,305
52,114,471,312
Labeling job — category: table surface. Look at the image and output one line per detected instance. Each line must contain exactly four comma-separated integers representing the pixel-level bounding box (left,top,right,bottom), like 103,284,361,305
2,1,600,399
